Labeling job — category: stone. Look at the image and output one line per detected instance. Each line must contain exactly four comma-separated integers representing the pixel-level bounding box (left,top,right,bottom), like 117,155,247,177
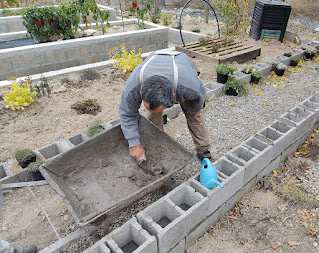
52,86,67,93
84,29,97,37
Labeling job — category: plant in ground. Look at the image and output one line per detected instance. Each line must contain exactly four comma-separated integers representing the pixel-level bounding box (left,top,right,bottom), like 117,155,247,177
107,43,143,74
128,0,153,28
215,63,237,75
192,28,200,33
161,12,172,26
86,119,105,137
21,0,110,43
71,98,101,115
224,77,247,96
211,41,220,53
216,0,250,37
27,160,44,172
0,0,19,9
3,79,36,111
14,149,36,164
198,35,212,46
251,70,262,79
34,77,52,97
0,9,20,16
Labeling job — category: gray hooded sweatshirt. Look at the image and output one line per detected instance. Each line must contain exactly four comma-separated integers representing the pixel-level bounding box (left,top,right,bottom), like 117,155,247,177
119,52,206,147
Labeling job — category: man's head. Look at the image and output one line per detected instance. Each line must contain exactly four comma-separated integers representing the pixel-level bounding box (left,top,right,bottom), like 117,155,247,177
141,75,173,113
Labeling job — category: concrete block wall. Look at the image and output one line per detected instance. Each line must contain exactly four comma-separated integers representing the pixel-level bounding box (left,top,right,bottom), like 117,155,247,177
0,22,168,81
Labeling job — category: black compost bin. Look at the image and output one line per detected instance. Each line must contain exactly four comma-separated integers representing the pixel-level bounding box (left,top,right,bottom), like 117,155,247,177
249,0,291,42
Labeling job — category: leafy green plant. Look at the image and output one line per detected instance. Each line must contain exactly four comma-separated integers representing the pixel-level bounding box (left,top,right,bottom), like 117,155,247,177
86,119,105,137
21,0,110,43
128,0,153,29
284,51,292,57
242,66,252,74
150,13,160,24
211,41,220,53
192,29,200,33
161,12,172,26
27,160,43,172
251,71,262,79
107,43,143,74
3,79,36,111
216,0,249,37
0,0,19,9
224,77,247,96
198,35,211,46
14,149,36,163
215,63,237,75
34,77,51,97
0,9,20,16
291,57,298,62
71,98,101,115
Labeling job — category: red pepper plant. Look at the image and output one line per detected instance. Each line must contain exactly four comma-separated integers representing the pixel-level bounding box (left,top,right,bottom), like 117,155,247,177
21,0,110,43
128,0,153,29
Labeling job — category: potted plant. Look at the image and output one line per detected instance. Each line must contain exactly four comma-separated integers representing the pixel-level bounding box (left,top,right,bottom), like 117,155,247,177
27,160,45,181
274,63,287,76
303,46,317,60
290,57,299,67
224,77,248,96
215,63,237,84
162,111,168,124
242,67,252,74
283,52,292,57
14,149,37,168
251,71,262,84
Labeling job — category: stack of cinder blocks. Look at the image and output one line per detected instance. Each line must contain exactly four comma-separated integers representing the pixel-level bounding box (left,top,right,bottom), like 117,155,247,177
82,89,319,253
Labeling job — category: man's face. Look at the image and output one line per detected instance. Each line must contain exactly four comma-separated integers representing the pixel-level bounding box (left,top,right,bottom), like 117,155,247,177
143,101,166,113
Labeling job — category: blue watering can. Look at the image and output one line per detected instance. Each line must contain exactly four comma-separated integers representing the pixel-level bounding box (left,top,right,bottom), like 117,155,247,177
200,158,224,189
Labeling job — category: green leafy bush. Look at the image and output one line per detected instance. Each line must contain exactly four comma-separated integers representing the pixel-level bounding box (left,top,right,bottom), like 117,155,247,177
22,0,110,43
107,43,143,73
34,77,51,97
242,67,252,74
71,98,101,115
211,41,220,53
3,79,36,111
27,160,44,172
128,0,153,28
251,71,262,79
14,149,36,163
224,77,247,96
161,13,172,26
215,63,237,75
86,119,105,137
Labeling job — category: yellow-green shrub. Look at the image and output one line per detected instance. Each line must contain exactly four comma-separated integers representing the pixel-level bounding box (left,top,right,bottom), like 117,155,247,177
3,79,36,111
107,43,143,74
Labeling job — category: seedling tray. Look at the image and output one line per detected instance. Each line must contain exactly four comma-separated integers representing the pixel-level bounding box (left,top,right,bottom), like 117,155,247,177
39,116,194,226
175,37,261,64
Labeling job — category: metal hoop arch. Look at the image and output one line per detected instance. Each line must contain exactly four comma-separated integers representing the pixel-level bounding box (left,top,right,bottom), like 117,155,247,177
179,0,220,47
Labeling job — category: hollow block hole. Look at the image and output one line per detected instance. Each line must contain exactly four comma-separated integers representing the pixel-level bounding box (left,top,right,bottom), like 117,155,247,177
216,159,238,177
121,240,139,253
245,138,267,152
283,113,303,124
271,121,291,133
260,128,282,141
68,134,85,146
303,101,319,110
292,107,311,118
232,147,254,162
0,165,6,179
158,216,172,228
310,96,319,104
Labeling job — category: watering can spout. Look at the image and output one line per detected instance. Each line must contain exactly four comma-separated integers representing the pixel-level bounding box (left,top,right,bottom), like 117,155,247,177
199,158,224,190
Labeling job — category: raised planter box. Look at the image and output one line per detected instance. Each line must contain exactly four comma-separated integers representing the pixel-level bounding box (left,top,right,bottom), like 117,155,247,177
0,20,168,81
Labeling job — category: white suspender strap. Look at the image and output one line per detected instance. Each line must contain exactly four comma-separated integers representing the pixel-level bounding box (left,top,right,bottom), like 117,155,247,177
139,54,156,86
172,55,178,101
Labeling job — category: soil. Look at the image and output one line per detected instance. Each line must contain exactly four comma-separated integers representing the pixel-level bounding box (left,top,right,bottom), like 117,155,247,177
1,12,319,252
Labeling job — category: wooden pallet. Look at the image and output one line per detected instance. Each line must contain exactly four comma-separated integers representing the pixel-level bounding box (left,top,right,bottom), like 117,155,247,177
175,38,261,64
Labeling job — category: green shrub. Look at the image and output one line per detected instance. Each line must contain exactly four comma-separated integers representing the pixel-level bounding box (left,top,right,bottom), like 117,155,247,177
34,77,51,97
215,63,237,75
27,160,44,172
224,77,247,96
161,13,172,26
192,29,200,33
14,149,36,163
86,119,105,137
242,67,252,74
251,71,262,79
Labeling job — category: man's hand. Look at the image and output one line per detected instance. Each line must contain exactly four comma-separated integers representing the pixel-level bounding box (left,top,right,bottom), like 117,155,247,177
129,144,146,163
190,111,201,122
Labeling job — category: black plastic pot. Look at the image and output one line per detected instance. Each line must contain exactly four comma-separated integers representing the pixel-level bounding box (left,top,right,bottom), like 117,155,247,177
19,155,37,169
283,53,292,57
163,114,168,125
290,59,298,66
251,76,261,84
31,170,45,181
226,87,238,96
304,52,314,60
216,73,228,84
274,68,285,76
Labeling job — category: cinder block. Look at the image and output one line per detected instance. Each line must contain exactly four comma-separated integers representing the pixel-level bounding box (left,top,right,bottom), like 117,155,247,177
82,242,111,253
204,82,225,99
142,44,157,53
55,59,81,70
28,63,57,76
164,104,182,119
103,118,121,130
81,55,103,65
257,155,281,181
225,176,257,212
93,41,109,55
250,62,272,75
0,68,29,81
279,107,315,141
273,55,290,66
255,124,295,161
37,139,74,160
299,96,319,120
136,199,183,253
43,49,69,63
12,54,43,69
166,183,209,235
291,49,304,60
169,239,185,253
225,144,265,185
185,204,225,249
234,71,251,84
0,164,7,179
188,156,245,217
0,57,13,73
103,217,157,253
68,133,88,146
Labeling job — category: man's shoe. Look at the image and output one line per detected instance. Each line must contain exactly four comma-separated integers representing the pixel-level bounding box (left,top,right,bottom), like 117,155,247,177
197,150,212,161
14,245,37,253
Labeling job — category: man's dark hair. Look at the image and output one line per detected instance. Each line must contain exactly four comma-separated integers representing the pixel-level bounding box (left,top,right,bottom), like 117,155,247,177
141,75,173,110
